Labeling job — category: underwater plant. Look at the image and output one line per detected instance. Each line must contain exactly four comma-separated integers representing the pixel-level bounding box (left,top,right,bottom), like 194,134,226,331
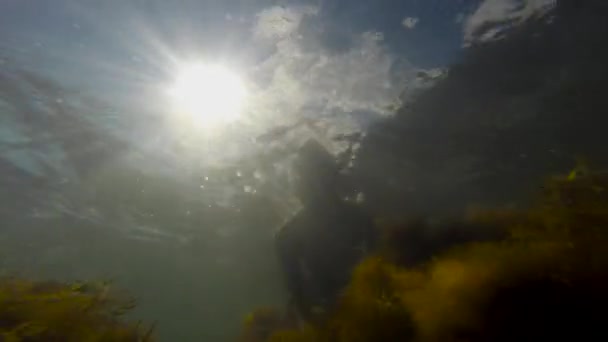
250,170,608,341
240,307,287,342
240,306,316,342
0,277,154,341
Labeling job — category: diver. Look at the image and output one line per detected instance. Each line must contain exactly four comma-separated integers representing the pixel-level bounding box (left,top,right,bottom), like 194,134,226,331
274,139,375,322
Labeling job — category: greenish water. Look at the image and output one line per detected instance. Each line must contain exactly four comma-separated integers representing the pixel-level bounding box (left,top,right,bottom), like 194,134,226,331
2,0,608,340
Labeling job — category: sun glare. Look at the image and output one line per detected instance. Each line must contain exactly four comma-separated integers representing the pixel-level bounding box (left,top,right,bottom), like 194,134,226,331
168,63,247,127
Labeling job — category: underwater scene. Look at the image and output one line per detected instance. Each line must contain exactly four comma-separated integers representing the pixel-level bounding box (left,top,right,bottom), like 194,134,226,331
1,0,608,341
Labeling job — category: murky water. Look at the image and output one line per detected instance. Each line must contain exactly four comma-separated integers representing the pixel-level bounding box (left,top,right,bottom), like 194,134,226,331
1,1,607,340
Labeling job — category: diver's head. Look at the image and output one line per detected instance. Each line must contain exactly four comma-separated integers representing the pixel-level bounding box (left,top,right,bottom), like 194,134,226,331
292,140,339,205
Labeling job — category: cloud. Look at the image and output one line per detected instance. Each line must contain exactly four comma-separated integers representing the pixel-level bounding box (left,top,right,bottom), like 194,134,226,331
247,6,414,156
253,5,318,41
160,5,424,211
402,17,420,29
463,0,556,45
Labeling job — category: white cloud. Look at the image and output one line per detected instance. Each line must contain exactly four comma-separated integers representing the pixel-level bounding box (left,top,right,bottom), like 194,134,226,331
402,17,420,29
170,5,422,195
463,0,556,45
253,5,318,41
245,6,415,157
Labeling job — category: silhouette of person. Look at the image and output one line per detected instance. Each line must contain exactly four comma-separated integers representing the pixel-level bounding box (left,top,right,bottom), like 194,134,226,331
275,140,375,321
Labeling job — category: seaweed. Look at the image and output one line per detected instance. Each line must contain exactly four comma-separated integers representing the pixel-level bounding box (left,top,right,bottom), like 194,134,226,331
252,170,608,341
0,277,154,341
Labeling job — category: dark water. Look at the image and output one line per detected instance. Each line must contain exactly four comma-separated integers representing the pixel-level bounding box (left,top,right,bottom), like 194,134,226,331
1,0,607,340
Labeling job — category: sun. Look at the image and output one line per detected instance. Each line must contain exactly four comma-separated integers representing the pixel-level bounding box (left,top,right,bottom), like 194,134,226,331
168,63,248,127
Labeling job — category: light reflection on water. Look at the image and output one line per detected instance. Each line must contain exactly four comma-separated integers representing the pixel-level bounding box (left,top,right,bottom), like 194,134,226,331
1,0,592,340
